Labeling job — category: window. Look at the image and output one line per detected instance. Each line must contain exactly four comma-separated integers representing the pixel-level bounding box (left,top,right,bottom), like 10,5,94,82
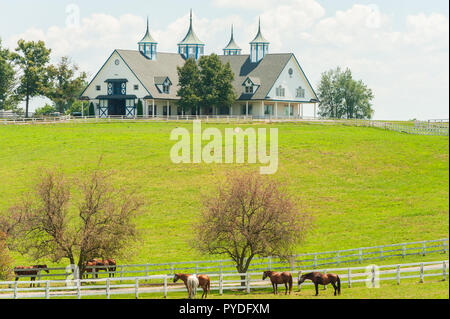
245,86,254,94
134,85,139,90
296,87,305,98
285,106,294,116
264,105,273,115
276,86,285,97
241,104,253,115
163,84,170,94
96,85,101,91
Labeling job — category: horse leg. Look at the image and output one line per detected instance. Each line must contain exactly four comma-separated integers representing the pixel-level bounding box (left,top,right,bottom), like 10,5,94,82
272,283,276,295
285,283,288,295
315,283,319,296
331,282,338,296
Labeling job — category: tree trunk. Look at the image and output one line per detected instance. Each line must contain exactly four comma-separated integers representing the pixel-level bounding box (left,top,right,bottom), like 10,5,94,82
25,95,29,118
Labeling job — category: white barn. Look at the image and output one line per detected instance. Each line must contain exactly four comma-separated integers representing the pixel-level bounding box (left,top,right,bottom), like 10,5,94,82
80,10,319,118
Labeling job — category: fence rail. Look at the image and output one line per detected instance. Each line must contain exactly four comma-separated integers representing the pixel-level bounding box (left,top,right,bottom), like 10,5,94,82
0,260,447,299
9,239,449,282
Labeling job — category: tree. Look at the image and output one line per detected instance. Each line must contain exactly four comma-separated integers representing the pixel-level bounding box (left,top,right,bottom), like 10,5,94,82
0,231,13,281
198,54,236,113
34,104,56,117
45,56,87,114
1,168,143,276
11,40,51,118
317,67,374,119
177,58,201,115
89,102,95,117
136,99,143,116
0,38,19,111
194,171,312,277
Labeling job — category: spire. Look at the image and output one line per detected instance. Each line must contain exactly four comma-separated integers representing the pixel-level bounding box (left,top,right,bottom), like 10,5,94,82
138,16,157,44
178,9,204,45
250,17,269,44
223,24,241,54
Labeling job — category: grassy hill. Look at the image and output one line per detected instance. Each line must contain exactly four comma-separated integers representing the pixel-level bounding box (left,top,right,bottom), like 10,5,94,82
0,121,448,266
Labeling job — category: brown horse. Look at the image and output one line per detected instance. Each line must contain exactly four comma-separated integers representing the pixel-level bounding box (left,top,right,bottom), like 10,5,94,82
298,272,341,296
173,273,211,299
262,271,293,295
83,261,99,279
85,258,117,278
14,265,49,287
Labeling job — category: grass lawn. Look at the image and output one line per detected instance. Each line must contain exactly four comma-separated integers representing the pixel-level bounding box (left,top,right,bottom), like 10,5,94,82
0,121,448,267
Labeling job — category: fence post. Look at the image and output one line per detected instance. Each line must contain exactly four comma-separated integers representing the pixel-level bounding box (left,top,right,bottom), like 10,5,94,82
13,281,18,299
380,247,383,260
359,249,362,264
120,266,124,283
164,276,168,299
195,263,199,274
145,266,149,281
219,261,223,274
348,269,351,288
45,281,50,299
444,240,448,254
219,274,223,296
314,254,317,269
246,273,251,294
37,270,42,287
291,256,295,272
420,263,424,283
77,279,81,299
135,278,139,299
106,278,110,299
397,265,401,285
268,256,272,270
422,242,426,256
443,262,447,281
402,245,406,258
337,251,340,266
170,263,174,275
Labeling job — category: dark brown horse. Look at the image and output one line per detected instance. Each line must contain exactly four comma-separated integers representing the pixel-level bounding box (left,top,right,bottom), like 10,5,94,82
173,273,211,299
14,265,49,287
262,271,293,295
298,272,341,296
91,258,117,278
83,261,99,279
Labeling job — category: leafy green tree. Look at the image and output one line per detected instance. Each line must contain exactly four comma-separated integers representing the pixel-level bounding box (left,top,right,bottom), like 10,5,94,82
198,54,235,113
89,102,95,116
11,40,51,118
177,58,201,115
0,39,19,111
45,56,87,114
65,100,83,115
34,104,56,116
317,67,374,119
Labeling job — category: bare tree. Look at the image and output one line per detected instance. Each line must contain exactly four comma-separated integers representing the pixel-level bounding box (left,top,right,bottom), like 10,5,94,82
0,231,13,280
194,171,312,276
1,168,143,276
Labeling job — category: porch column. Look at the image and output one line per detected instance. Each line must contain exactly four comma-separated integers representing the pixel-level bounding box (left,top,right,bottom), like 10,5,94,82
81,102,84,117
246,101,249,117
314,103,317,119
288,102,291,119
230,105,233,116
275,102,278,118
152,100,155,118
297,103,300,118
143,100,148,118
261,101,264,118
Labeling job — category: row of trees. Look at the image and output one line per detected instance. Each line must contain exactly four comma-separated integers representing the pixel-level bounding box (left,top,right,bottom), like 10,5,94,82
0,169,312,279
0,38,87,117
177,54,236,115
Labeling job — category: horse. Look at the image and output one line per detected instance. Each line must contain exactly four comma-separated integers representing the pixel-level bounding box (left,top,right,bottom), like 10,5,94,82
262,271,293,295
104,258,117,278
298,272,341,296
187,275,199,299
174,273,211,299
83,261,99,279
13,265,49,287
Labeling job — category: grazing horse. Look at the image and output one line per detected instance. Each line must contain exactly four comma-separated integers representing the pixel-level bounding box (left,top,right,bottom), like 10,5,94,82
262,271,293,295
186,275,199,299
174,273,211,299
83,261,99,279
298,272,341,296
14,265,49,287
104,258,117,278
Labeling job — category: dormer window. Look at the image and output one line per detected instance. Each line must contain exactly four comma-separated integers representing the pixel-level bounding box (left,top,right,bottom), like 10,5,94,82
242,77,260,95
276,85,285,97
155,76,172,94
163,83,170,94
296,86,305,98
245,86,254,94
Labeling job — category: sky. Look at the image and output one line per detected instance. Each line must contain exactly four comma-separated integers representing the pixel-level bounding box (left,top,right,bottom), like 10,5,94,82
0,0,448,120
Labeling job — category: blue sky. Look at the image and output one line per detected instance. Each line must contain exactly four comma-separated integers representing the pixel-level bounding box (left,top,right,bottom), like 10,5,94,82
1,0,449,120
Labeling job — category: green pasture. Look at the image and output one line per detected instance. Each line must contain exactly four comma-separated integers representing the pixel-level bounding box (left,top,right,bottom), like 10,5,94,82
0,121,448,267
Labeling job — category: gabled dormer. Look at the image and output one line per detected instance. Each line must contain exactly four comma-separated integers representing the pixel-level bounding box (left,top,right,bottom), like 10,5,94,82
155,76,172,94
242,76,260,94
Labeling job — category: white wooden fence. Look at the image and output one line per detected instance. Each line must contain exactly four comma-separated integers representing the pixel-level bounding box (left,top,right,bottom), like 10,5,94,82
0,260,447,299
10,239,449,282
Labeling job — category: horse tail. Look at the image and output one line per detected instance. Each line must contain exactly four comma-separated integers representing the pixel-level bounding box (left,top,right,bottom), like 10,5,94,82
337,276,341,295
